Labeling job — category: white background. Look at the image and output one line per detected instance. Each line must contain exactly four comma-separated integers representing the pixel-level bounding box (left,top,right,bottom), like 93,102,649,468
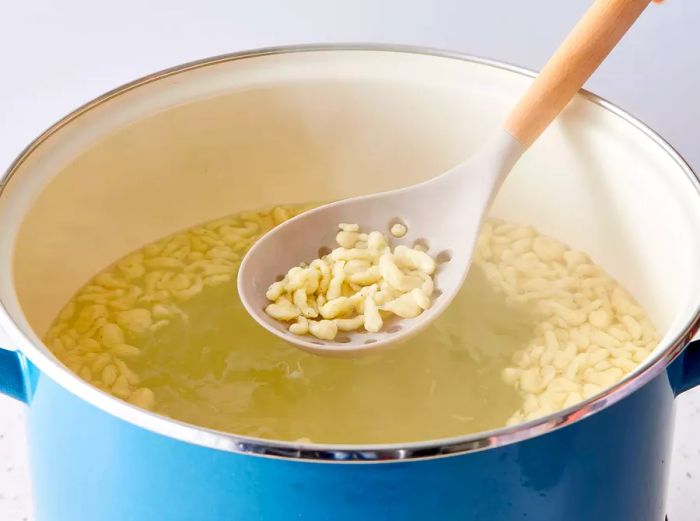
1,1,699,520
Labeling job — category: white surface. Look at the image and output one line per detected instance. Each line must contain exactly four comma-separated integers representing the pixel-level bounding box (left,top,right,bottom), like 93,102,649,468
0,1,699,520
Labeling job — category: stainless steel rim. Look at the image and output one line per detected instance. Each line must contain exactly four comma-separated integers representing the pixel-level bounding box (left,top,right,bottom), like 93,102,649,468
1,43,699,463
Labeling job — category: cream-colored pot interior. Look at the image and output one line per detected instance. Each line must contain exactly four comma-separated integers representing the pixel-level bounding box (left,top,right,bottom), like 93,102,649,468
2,47,700,374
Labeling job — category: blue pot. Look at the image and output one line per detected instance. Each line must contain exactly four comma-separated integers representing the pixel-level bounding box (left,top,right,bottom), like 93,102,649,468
1,46,700,521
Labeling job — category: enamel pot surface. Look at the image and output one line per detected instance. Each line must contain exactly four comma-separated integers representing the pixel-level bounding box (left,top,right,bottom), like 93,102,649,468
1,46,699,521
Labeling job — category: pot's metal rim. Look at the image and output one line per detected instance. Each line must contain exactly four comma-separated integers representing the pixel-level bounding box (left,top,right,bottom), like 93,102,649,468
1,43,699,463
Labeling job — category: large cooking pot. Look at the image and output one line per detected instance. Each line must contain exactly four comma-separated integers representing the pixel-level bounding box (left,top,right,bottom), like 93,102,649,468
1,45,699,521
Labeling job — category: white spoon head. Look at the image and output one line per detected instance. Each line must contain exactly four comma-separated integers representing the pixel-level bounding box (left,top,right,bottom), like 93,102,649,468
237,182,483,357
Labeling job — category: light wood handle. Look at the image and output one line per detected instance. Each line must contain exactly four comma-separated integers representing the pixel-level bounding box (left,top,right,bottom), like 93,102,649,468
504,0,652,147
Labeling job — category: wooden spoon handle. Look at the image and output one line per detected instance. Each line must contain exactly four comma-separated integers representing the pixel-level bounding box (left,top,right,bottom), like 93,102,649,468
504,0,652,147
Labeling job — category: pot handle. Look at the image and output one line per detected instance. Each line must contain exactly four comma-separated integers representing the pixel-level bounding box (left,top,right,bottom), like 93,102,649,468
0,326,30,403
674,340,700,395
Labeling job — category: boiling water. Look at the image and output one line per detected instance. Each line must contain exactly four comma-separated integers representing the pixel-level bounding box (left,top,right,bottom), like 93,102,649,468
127,267,530,443
45,205,656,444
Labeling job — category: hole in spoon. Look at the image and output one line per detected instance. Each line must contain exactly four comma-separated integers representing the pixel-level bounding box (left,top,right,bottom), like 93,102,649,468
336,335,351,344
413,238,429,252
388,217,406,227
386,325,401,333
433,289,443,299
436,250,453,264
388,217,408,238
364,339,376,345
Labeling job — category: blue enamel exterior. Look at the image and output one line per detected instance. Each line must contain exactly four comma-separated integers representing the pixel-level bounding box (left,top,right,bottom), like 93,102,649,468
676,340,700,395
0,342,693,520
0,348,29,403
